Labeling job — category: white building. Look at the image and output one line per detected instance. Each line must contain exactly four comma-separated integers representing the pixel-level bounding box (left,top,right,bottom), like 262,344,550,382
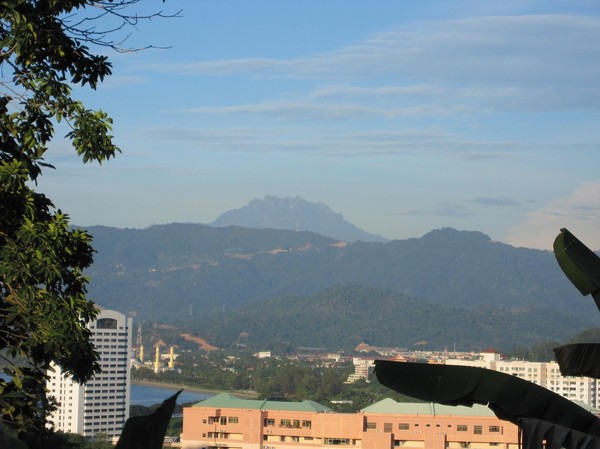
47,309,132,439
345,357,376,384
446,353,600,407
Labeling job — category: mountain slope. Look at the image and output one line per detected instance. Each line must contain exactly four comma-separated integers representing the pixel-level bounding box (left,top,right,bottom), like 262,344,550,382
211,195,388,242
85,224,597,329
185,284,592,352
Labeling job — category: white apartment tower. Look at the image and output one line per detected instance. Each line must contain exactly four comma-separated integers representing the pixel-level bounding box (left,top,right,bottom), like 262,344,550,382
47,309,132,438
447,353,600,408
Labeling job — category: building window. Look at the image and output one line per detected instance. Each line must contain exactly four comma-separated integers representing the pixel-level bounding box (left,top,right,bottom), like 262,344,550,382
395,441,406,447
302,420,312,428
366,422,376,430
293,419,300,428
489,426,501,433
457,425,468,432
399,423,410,430
220,417,227,425
96,318,118,329
280,419,291,428
384,423,393,432
324,438,350,445
228,416,238,424
264,418,275,426
474,425,483,435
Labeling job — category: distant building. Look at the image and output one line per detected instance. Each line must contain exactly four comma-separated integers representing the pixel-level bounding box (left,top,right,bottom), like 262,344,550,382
47,309,132,439
345,357,376,384
182,393,521,449
446,352,600,407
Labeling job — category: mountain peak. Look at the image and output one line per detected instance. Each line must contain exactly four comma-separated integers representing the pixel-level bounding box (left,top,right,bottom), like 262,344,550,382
211,196,388,243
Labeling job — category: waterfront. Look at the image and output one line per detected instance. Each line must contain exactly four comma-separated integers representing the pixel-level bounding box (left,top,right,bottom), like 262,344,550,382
131,383,212,406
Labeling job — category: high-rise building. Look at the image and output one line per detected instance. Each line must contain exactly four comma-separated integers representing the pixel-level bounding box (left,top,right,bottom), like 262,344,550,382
446,353,600,408
47,309,132,439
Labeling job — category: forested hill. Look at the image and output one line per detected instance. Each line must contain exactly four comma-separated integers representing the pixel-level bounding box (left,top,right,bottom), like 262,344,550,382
183,284,593,352
85,224,597,324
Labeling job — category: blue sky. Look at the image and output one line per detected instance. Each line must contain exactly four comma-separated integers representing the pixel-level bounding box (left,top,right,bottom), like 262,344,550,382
39,0,600,249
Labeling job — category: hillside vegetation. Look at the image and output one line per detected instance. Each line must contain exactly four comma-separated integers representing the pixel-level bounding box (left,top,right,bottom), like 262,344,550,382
181,284,592,352
84,224,597,351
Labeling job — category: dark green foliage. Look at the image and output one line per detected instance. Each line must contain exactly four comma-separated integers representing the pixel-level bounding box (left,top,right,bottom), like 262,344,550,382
509,327,600,362
133,351,413,412
85,225,597,325
0,0,172,437
509,341,561,362
568,327,600,344
185,284,591,353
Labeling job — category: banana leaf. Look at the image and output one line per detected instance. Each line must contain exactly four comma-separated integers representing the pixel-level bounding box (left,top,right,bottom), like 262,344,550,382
554,343,600,378
553,228,600,310
115,389,182,449
520,418,600,449
374,361,600,438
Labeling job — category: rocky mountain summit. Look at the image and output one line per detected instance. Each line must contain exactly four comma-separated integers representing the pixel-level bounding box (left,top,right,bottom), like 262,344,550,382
211,195,388,243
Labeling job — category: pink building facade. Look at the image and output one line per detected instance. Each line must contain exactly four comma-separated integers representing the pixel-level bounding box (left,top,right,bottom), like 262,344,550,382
182,394,520,449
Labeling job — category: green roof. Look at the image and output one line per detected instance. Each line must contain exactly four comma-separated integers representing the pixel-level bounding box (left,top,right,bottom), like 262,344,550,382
193,393,332,412
361,398,496,417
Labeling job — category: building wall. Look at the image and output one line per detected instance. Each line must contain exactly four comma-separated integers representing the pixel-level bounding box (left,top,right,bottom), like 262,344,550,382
47,309,132,438
182,404,519,449
446,357,600,407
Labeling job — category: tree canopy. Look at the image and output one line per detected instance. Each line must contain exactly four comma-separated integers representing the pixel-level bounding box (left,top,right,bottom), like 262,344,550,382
0,0,174,437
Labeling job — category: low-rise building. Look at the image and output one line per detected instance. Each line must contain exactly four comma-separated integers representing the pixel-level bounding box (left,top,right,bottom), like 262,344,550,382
182,393,520,449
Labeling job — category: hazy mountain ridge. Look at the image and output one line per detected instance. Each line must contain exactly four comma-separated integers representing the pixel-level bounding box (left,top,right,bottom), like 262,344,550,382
211,195,388,243
85,223,597,342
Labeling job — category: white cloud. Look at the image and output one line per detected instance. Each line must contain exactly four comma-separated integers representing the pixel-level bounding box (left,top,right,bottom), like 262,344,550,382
505,182,600,250
174,98,472,120
140,125,526,158
147,14,600,122
151,15,600,112
101,75,147,89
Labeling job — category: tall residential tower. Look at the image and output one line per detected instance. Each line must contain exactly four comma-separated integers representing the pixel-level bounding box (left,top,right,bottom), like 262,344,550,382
47,309,132,439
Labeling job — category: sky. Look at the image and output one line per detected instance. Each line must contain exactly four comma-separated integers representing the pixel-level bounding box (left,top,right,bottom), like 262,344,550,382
38,0,600,250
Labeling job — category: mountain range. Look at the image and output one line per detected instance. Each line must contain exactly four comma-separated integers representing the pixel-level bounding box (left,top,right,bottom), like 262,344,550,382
84,221,599,352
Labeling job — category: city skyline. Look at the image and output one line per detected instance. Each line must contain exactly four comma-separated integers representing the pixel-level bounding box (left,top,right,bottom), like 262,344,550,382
38,1,600,250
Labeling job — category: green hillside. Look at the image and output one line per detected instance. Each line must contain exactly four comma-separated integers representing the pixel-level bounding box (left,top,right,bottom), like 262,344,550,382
85,224,595,326
181,284,592,352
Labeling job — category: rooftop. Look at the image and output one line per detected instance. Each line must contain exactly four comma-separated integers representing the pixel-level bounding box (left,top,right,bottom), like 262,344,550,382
361,398,496,417
193,393,333,412
193,394,501,416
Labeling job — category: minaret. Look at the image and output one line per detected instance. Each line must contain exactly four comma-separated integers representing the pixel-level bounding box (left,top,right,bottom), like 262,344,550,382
168,346,175,369
154,346,160,373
